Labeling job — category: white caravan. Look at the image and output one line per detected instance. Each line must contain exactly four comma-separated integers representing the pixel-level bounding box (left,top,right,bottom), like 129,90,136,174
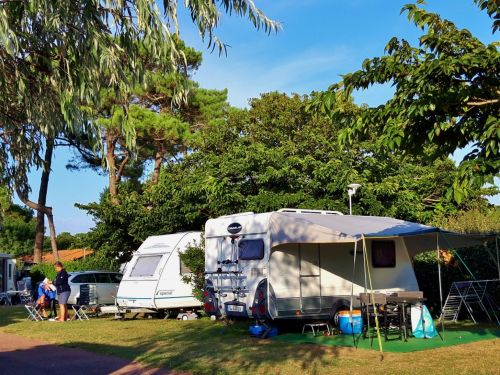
0,253,16,292
116,232,203,315
203,209,487,322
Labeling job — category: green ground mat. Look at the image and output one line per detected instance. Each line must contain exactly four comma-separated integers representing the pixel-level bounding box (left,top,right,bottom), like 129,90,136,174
273,328,500,353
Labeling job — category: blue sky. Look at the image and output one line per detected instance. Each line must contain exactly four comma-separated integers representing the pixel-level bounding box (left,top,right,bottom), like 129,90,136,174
16,0,498,234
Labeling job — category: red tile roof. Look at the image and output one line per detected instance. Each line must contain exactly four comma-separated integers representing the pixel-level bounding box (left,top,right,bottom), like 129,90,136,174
22,249,94,264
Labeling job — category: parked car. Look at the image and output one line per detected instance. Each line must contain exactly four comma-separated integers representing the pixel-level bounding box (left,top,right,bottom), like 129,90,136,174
67,271,122,305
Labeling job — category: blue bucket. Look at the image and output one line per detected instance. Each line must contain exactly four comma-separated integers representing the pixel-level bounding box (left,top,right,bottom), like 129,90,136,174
249,325,278,338
338,310,363,335
267,326,278,338
249,325,265,337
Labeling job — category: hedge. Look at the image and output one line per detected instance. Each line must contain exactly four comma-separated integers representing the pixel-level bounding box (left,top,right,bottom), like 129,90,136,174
29,255,120,284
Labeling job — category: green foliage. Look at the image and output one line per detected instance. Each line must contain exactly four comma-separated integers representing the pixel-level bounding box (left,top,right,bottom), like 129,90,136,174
415,205,500,314
80,92,492,265
312,1,500,202
0,204,36,256
76,185,144,263
0,185,10,219
414,244,499,314
143,92,488,224
29,255,120,284
432,206,500,234
179,237,205,301
52,232,88,250
76,86,231,260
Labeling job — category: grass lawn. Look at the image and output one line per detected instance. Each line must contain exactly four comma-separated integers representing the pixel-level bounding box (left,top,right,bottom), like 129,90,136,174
0,306,499,375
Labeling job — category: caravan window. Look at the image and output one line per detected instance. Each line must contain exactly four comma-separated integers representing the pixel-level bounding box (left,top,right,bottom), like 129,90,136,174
371,241,396,268
130,255,162,277
239,239,265,260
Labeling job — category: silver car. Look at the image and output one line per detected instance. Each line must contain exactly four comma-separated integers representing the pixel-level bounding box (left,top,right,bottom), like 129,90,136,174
67,271,122,305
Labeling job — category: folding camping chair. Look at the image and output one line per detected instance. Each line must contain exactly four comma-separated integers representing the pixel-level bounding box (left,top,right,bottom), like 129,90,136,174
17,281,33,304
0,292,12,305
72,284,99,321
25,302,44,321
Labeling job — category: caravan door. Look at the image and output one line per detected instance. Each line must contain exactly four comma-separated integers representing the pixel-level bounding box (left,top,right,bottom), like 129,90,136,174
299,244,322,313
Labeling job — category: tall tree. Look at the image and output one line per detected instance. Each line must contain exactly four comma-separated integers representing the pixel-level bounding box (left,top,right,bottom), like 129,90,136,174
312,0,499,201
16,137,60,262
2,2,278,261
0,0,279,215
65,40,202,202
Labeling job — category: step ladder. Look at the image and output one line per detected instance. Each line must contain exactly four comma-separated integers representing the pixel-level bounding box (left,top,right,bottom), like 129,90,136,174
440,279,500,325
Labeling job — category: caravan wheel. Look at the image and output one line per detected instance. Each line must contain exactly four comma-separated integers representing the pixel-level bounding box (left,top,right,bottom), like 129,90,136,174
330,302,349,327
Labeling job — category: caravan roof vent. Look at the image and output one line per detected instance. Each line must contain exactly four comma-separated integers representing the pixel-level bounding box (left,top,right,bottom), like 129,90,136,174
145,243,172,249
278,208,344,216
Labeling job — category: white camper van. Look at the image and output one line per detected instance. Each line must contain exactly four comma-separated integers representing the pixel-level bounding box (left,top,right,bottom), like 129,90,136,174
0,253,16,293
116,232,203,315
203,209,433,322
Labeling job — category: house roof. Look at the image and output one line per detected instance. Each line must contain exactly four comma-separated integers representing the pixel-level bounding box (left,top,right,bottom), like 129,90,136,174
22,249,94,264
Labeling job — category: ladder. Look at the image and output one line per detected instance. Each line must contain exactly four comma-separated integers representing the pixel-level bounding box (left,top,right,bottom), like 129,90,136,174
207,237,248,300
440,280,500,325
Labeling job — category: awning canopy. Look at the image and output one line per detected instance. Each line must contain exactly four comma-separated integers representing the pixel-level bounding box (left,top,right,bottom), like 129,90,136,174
269,212,496,256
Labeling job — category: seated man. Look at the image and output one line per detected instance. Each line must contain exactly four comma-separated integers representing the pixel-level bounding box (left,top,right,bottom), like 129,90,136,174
36,278,57,319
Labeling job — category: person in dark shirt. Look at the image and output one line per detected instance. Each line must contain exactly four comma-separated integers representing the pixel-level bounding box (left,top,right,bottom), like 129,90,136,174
52,261,71,322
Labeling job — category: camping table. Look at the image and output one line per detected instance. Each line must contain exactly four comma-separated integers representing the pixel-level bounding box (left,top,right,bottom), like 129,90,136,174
385,296,426,341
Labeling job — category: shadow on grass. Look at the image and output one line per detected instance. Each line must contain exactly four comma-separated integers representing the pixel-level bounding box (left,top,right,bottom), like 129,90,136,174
0,306,26,327
2,306,499,374
61,321,345,375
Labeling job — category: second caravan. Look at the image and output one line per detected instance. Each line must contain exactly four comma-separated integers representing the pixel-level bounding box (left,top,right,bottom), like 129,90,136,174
116,232,202,315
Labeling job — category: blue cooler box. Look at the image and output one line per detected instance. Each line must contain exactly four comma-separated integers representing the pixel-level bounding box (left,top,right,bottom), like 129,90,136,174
338,310,363,335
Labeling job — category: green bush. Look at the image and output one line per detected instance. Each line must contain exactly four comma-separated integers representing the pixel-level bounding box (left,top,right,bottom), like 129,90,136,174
29,255,121,284
414,244,499,315
179,236,205,301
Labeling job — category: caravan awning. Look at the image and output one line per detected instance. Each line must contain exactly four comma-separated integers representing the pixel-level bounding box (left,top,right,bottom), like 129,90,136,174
269,212,495,256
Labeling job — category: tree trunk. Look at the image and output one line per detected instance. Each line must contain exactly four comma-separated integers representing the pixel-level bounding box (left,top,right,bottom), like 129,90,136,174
33,212,45,263
33,138,55,263
151,150,163,185
106,132,119,204
46,209,59,261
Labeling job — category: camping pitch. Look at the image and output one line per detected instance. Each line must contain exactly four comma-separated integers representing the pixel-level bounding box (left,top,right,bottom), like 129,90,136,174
203,209,498,352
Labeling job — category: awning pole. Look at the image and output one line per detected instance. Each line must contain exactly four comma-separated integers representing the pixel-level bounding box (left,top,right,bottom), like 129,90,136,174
437,233,445,341
350,241,358,348
496,236,500,281
363,235,383,357
362,237,371,346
